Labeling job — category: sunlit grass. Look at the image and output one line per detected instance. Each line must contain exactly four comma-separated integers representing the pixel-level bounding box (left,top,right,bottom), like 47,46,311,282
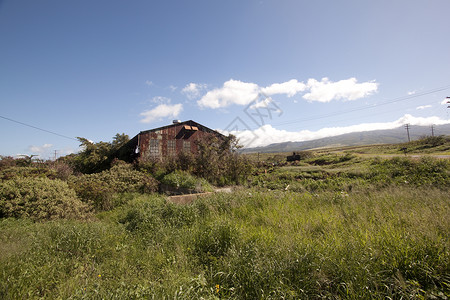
1,185,448,299
1,150,449,298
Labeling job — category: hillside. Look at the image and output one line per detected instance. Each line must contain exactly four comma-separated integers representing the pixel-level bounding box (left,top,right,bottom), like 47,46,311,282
243,124,450,153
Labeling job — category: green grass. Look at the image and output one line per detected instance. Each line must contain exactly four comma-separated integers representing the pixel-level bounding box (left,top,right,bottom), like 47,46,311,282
1,144,449,299
1,186,449,299
242,135,450,159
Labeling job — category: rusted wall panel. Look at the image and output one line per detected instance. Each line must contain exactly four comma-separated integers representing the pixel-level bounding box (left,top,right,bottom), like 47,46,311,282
137,121,223,160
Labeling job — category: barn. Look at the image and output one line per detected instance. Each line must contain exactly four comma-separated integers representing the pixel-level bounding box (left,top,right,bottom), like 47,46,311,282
118,120,225,161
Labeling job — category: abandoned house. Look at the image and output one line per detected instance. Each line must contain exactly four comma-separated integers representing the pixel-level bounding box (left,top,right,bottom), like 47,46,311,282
117,120,225,161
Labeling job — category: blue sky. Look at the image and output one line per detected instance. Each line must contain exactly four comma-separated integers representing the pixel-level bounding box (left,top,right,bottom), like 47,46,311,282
1,0,450,158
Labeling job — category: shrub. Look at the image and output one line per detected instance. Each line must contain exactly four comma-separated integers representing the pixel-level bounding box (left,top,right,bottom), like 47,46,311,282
307,153,355,166
135,135,252,186
47,161,74,181
288,150,315,161
368,157,449,187
0,160,73,181
161,170,213,192
136,158,169,180
416,135,447,148
0,156,17,170
0,166,49,181
69,162,159,211
0,177,90,221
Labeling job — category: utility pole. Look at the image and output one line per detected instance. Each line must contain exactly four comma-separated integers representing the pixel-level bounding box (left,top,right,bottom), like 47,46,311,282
431,125,435,137
404,124,411,142
54,150,58,161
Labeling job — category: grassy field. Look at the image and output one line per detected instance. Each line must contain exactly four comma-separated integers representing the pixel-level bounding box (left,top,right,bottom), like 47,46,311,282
1,138,449,299
244,135,450,163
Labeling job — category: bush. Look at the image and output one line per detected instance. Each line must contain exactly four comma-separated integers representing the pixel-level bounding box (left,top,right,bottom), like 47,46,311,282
69,162,159,211
415,135,447,148
161,170,213,192
307,153,355,166
0,161,74,181
136,158,169,180
193,135,253,186
0,177,90,221
0,166,55,181
135,135,252,186
47,161,74,181
369,157,449,187
0,156,17,170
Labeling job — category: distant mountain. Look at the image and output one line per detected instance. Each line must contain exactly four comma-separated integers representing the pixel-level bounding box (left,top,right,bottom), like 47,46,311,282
242,124,450,153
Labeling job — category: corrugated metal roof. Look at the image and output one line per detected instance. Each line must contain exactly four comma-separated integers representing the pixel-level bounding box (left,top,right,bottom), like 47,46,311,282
139,120,224,137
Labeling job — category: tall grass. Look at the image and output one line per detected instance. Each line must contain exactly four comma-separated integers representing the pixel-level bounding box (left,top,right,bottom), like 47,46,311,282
1,186,448,299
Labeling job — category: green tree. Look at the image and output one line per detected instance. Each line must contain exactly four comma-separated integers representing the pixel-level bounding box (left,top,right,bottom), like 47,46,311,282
71,134,130,174
194,134,251,185
111,133,130,150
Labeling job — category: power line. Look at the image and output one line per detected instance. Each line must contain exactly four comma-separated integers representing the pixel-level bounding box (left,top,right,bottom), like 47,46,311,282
0,115,78,141
269,84,450,129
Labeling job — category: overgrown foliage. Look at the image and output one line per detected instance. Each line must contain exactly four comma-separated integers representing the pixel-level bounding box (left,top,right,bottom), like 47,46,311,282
136,134,252,186
1,141,449,298
0,177,90,221
161,170,214,193
69,161,158,211
193,134,252,185
369,156,450,187
409,135,450,149
0,161,73,181
251,155,449,192
1,187,448,298
69,133,130,174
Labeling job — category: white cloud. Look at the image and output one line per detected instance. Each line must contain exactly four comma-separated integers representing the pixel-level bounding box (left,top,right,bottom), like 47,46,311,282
62,148,76,155
25,144,55,159
416,105,432,110
221,114,450,148
396,114,449,126
249,97,273,109
182,83,207,100
197,77,378,109
145,80,154,86
303,77,378,102
28,143,53,154
140,103,183,123
169,85,177,92
197,79,259,108
441,98,450,105
261,79,307,97
151,96,171,104
408,90,417,95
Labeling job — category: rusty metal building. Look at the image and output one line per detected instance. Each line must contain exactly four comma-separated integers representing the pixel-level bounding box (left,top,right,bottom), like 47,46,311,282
119,120,225,161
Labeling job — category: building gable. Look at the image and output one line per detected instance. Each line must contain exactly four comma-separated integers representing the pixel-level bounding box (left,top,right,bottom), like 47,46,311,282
117,120,225,161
